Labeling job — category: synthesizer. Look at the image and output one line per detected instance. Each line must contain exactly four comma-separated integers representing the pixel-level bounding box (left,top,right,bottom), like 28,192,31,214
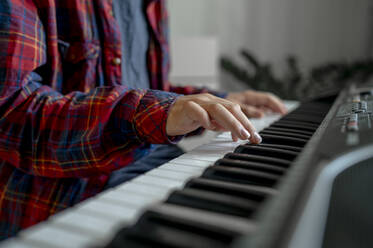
1,82,373,248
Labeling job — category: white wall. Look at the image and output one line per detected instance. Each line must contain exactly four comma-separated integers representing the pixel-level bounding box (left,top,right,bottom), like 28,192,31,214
168,0,219,37
218,0,372,72
168,0,373,78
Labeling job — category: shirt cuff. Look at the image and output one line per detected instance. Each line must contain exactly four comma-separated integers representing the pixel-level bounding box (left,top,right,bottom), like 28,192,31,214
134,90,184,144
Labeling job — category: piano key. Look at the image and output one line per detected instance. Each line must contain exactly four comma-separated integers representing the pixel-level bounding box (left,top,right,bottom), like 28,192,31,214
258,134,308,147
115,181,172,197
271,116,320,128
120,224,229,248
178,152,224,162
74,199,139,223
110,217,232,248
191,143,237,154
0,239,42,248
138,203,255,236
19,224,94,248
247,120,279,132
207,141,246,149
132,174,185,189
166,188,258,218
47,183,178,247
215,158,286,175
146,167,196,181
275,120,322,129
255,143,303,152
96,188,164,207
108,206,249,248
271,122,319,132
224,152,291,167
202,166,280,187
260,130,312,140
281,115,324,125
262,126,314,136
184,178,276,201
234,145,299,161
168,157,212,168
158,162,205,174
49,210,123,245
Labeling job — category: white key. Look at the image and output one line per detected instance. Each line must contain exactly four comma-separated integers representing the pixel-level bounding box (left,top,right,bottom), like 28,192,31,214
132,174,185,189
20,225,93,248
208,139,246,149
146,168,194,180
96,188,163,207
0,239,42,248
168,158,212,168
50,210,121,243
115,181,168,196
158,163,205,174
195,144,234,153
178,151,222,162
217,132,233,140
75,200,139,223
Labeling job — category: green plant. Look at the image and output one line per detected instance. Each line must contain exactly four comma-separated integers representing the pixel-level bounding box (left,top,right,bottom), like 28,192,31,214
220,50,373,100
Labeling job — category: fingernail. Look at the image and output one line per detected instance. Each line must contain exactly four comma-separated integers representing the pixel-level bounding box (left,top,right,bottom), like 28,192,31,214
254,132,262,143
240,128,251,139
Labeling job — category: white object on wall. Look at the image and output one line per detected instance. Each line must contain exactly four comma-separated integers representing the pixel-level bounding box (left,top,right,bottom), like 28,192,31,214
169,36,220,90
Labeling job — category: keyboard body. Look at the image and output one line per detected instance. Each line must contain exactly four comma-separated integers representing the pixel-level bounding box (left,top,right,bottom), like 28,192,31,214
1,82,373,248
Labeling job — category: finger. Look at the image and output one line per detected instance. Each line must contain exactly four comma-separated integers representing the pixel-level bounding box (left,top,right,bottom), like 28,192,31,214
210,120,228,132
191,94,261,142
241,105,264,118
224,102,263,144
259,93,287,114
231,132,238,142
186,101,214,130
206,103,251,140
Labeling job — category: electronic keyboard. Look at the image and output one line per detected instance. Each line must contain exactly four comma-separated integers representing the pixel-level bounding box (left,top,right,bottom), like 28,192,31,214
2,82,373,248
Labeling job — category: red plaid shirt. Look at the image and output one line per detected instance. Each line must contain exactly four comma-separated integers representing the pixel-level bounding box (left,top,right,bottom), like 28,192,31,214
0,0,214,240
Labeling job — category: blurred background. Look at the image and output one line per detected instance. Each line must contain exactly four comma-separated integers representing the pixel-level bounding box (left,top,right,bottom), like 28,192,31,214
168,0,373,99
168,0,373,150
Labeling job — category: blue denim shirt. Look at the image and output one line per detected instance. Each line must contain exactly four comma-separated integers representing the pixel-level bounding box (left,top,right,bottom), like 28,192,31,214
113,0,150,89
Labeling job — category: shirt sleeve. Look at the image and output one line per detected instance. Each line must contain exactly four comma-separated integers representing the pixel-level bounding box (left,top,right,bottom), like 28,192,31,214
168,84,228,98
0,1,181,178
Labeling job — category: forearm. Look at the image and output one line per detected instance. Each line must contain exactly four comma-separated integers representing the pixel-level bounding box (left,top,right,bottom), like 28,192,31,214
0,79,180,178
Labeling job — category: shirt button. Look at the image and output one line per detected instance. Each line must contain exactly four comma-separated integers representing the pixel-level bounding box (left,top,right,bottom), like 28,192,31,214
112,57,121,65
109,9,114,17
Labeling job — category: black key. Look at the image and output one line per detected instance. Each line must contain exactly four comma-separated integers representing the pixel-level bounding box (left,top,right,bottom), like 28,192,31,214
299,105,331,113
166,188,258,218
262,127,314,136
260,134,308,147
255,143,303,153
271,121,319,132
280,115,324,124
185,178,276,202
235,145,299,161
288,107,329,114
224,153,291,167
215,158,286,175
274,119,320,127
115,218,229,248
259,130,311,140
105,204,255,248
202,166,280,187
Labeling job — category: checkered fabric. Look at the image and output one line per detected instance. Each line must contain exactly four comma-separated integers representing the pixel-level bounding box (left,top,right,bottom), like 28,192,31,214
0,0,216,240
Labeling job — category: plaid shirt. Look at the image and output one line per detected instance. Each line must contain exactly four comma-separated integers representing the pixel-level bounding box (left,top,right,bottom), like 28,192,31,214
0,0,214,240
